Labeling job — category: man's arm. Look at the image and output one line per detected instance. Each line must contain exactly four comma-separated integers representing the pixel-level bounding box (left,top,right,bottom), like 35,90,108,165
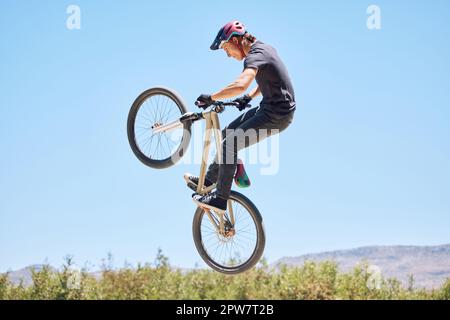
211,68,257,101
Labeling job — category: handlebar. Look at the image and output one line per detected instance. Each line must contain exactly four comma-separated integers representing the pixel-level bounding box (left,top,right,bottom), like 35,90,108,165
171,100,251,127
213,101,240,107
195,100,240,108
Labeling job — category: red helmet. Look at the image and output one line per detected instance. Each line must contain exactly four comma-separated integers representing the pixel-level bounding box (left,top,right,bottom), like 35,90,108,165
210,21,246,50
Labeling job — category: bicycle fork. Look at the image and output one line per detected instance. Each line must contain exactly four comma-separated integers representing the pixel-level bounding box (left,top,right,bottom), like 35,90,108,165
204,200,236,238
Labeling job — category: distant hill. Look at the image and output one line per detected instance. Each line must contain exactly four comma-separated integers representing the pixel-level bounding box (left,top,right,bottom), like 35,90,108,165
5,264,57,287
274,244,450,289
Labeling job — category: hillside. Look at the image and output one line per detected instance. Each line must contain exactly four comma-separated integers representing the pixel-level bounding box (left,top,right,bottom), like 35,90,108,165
274,244,450,289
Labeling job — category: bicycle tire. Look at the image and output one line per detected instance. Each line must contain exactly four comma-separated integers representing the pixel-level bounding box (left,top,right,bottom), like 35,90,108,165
127,87,191,169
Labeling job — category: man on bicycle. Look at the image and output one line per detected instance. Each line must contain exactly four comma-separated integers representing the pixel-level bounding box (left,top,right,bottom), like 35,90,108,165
187,20,296,213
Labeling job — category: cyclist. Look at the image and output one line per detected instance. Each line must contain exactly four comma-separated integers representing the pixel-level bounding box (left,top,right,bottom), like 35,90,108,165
186,20,296,213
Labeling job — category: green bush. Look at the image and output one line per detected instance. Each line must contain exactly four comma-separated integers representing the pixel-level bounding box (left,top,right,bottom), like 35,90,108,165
1,253,448,300
439,278,450,300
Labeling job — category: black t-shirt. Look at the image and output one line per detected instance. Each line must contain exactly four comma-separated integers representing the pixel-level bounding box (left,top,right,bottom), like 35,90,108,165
244,41,296,117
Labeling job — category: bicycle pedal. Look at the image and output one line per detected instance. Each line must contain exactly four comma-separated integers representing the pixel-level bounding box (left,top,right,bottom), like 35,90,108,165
187,182,197,192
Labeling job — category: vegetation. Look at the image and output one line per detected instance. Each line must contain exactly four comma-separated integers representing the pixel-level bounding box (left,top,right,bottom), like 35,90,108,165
1,250,449,300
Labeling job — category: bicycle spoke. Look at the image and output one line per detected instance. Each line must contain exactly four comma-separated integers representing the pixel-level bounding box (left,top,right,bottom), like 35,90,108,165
133,93,185,161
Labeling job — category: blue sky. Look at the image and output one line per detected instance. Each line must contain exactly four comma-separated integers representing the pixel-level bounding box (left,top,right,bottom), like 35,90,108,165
1,0,449,272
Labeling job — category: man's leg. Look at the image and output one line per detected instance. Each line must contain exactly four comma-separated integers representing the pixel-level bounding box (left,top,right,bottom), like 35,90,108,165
205,107,260,183
215,110,286,199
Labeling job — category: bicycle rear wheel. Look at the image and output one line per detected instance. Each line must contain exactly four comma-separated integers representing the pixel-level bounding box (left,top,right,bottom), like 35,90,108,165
192,191,265,274
127,87,191,169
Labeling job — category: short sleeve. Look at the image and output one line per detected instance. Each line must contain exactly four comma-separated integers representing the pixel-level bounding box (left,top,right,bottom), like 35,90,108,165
243,50,266,71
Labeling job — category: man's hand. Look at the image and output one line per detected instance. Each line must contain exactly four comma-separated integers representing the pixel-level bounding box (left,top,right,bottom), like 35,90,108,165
233,94,252,111
195,94,215,109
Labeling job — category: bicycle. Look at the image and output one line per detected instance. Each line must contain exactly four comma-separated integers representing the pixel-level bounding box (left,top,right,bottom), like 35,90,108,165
127,87,265,274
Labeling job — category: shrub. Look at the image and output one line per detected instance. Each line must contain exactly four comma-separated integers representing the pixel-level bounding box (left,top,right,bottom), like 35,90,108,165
1,253,448,300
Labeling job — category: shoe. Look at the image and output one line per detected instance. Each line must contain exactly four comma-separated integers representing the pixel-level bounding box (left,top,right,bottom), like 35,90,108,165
192,191,227,214
184,173,214,191
234,159,251,188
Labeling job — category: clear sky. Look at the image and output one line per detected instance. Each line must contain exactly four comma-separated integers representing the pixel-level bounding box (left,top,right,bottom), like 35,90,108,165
1,0,449,272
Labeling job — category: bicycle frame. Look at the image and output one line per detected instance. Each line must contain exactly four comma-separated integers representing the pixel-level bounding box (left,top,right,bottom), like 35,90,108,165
197,110,220,194
152,106,236,236
197,110,236,236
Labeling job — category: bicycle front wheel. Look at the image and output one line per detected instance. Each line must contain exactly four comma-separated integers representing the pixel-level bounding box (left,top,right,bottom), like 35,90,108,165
127,87,191,169
192,191,266,274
